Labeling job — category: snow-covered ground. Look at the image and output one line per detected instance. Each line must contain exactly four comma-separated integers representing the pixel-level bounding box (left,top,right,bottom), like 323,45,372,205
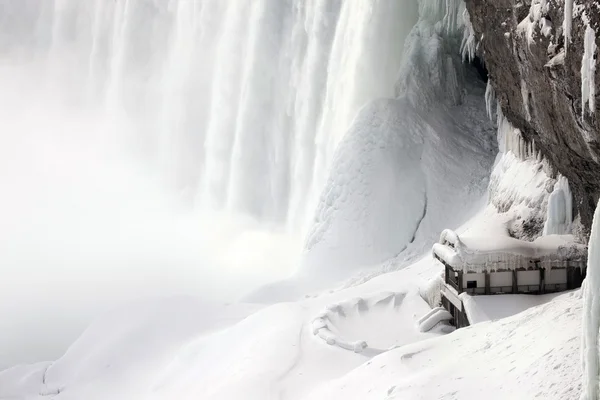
0,1,590,399
0,257,583,400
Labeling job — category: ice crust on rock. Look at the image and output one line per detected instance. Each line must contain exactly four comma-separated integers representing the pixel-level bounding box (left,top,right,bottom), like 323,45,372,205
582,199,600,400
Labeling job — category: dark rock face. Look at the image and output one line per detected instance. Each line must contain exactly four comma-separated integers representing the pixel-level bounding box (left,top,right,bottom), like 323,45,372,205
465,0,600,237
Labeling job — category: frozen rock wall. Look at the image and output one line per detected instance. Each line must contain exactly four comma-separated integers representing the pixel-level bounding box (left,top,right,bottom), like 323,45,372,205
465,0,600,238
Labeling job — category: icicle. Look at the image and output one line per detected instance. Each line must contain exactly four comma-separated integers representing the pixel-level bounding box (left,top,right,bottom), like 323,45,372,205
460,7,476,62
582,24,597,117
564,0,573,53
496,102,507,153
485,79,496,120
419,0,445,22
581,198,600,400
543,176,572,235
443,0,459,33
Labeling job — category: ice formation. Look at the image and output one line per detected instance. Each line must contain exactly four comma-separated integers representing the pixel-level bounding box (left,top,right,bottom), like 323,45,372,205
485,79,496,120
582,199,600,400
564,0,574,52
460,7,477,62
543,176,573,235
302,0,496,276
582,24,597,116
433,228,586,273
496,108,538,160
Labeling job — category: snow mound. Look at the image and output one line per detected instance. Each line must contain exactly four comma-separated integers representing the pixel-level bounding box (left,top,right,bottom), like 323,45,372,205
0,361,51,399
306,291,583,400
417,306,454,332
302,98,427,275
312,291,446,353
1,297,262,399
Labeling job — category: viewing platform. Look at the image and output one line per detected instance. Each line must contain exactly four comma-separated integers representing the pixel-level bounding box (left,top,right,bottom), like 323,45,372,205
433,229,587,328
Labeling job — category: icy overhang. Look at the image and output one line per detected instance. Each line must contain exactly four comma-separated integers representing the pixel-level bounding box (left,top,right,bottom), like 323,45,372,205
433,229,586,273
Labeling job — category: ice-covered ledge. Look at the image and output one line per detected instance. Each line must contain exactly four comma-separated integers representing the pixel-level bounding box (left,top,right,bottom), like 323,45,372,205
433,229,587,273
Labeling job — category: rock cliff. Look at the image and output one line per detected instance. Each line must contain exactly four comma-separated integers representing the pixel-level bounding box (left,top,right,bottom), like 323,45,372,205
465,0,600,237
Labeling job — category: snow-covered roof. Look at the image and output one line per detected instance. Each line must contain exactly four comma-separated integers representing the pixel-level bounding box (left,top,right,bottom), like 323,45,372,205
433,229,586,273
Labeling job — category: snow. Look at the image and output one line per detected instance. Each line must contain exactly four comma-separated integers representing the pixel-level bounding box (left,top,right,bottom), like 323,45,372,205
0,362,51,399
305,291,583,400
460,291,565,324
582,24,597,116
312,291,447,353
517,0,552,49
0,1,590,399
488,149,553,236
2,252,585,400
417,307,453,332
582,198,600,400
434,226,586,272
546,50,566,67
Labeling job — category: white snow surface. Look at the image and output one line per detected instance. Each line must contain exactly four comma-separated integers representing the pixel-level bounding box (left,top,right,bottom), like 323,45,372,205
306,291,583,400
0,259,584,400
312,291,449,353
460,291,566,324
434,227,586,272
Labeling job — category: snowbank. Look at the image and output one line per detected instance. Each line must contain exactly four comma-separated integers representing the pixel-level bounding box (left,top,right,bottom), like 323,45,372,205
306,291,583,400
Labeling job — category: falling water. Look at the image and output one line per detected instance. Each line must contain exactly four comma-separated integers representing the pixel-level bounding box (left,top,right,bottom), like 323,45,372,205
0,0,418,234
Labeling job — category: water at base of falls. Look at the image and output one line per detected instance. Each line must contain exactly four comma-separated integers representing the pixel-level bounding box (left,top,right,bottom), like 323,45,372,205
0,0,418,234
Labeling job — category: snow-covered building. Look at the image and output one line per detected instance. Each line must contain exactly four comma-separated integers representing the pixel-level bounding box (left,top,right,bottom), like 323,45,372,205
434,229,586,328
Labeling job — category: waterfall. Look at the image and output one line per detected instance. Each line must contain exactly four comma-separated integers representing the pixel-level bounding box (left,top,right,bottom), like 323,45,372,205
0,0,418,233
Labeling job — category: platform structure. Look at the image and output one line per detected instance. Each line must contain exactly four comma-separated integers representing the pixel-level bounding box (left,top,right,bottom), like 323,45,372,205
433,230,586,328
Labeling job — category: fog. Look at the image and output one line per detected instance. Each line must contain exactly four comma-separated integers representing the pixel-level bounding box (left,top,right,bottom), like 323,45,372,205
0,0,418,369
0,64,300,368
